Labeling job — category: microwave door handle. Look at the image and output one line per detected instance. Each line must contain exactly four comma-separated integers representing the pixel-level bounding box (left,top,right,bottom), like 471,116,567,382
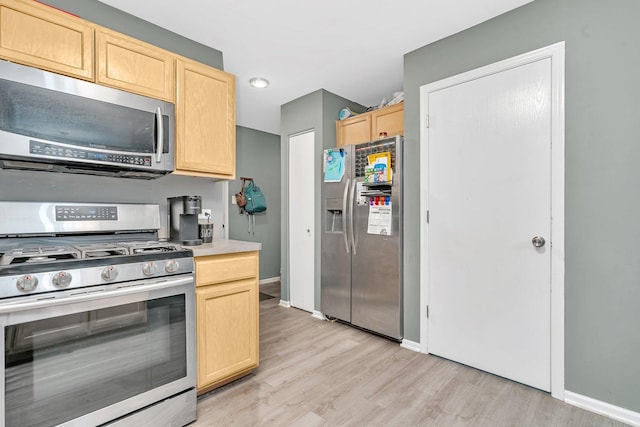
155,107,163,163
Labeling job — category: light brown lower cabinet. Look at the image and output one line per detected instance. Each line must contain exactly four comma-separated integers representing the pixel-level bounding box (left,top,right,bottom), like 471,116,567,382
195,251,259,394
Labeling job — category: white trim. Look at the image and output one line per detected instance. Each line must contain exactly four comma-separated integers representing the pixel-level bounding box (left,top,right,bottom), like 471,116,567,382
311,310,325,320
400,339,421,353
259,276,281,285
549,42,566,401
288,128,315,139
565,391,640,427
419,42,565,399
279,300,291,308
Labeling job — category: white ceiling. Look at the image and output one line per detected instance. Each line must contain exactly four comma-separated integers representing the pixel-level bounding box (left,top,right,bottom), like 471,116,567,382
98,0,532,135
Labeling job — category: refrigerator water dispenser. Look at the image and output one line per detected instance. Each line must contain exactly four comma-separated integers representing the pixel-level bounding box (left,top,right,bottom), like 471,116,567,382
325,198,344,233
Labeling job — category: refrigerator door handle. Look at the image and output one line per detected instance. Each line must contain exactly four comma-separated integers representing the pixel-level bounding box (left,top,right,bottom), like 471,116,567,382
342,178,351,254
349,179,357,255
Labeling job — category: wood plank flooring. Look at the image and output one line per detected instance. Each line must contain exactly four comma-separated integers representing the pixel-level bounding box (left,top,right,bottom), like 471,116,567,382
193,284,626,426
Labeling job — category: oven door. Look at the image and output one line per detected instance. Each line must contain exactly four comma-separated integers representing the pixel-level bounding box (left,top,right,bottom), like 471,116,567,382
0,275,195,427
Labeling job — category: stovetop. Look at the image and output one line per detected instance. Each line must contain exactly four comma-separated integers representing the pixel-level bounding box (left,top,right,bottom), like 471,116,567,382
0,202,196,300
0,241,194,300
0,241,181,266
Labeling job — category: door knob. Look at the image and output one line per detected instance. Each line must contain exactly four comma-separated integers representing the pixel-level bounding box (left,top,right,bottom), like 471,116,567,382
532,236,546,248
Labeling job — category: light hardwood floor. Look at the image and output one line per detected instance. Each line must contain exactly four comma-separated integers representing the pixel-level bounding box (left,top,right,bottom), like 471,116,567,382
194,284,626,426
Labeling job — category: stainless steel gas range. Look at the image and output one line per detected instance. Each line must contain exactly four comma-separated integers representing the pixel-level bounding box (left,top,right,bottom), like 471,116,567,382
0,202,196,427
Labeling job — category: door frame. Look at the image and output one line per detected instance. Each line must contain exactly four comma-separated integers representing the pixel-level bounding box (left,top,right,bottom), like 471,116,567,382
287,129,316,313
419,42,565,399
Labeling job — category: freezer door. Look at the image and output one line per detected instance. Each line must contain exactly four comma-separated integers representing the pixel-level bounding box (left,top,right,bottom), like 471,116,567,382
321,147,352,322
351,137,402,339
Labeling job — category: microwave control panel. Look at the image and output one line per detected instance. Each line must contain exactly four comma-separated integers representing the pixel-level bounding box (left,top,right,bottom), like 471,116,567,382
30,141,152,167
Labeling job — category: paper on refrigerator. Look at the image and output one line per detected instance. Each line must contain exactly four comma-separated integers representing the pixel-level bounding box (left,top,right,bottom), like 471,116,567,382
367,203,392,235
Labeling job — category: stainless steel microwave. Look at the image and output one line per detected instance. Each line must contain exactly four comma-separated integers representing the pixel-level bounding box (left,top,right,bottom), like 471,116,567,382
0,60,174,179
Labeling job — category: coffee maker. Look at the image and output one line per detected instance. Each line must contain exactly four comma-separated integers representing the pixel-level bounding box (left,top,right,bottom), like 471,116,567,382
168,195,202,246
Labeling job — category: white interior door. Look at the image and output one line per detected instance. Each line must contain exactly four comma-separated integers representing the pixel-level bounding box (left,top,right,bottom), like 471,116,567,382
426,57,553,391
288,130,315,312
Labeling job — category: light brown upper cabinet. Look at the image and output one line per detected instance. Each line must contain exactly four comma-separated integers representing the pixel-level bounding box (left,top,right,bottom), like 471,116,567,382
371,103,404,140
0,0,94,80
336,103,404,147
175,57,236,179
336,113,371,147
96,27,175,102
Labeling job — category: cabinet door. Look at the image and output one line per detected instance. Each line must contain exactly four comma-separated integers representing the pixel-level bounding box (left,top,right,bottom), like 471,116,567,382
0,0,93,80
336,113,371,147
96,27,174,102
371,103,404,139
175,57,236,178
196,278,258,389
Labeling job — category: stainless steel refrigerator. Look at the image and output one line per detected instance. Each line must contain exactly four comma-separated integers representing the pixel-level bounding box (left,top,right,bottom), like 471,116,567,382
321,135,403,340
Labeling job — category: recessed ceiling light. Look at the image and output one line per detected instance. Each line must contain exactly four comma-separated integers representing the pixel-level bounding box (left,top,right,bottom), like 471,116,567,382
249,77,269,88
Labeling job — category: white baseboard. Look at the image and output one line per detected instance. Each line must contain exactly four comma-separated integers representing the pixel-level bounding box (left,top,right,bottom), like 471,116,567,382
311,310,325,320
565,390,640,426
259,276,281,285
400,339,421,352
279,300,291,308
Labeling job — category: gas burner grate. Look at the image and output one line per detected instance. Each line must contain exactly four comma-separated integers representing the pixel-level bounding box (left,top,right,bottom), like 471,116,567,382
72,243,129,259
0,241,183,266
120,241,181,254
0,246,81,265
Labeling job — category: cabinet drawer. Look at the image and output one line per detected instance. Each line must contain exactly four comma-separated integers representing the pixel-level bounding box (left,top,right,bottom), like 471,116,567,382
196,251,258,286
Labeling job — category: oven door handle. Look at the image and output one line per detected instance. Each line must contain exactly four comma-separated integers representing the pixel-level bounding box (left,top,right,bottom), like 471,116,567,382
0,276,193,314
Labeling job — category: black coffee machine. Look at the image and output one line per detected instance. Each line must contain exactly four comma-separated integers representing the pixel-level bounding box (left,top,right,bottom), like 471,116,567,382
168,195,202,246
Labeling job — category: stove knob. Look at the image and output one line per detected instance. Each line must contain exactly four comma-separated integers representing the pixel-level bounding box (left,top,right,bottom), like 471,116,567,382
142,262,157,276
102,266,118,281
165,260,180,273
16,275,38,292
52,272,72,288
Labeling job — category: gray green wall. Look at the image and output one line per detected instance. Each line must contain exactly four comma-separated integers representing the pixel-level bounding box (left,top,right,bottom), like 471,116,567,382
404,0,640,412
228,126,281,279
41,0,223,69
0,169,226,240
280,90,364,304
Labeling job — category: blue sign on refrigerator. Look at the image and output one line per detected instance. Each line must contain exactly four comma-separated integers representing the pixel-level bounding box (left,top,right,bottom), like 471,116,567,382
323,149,345,182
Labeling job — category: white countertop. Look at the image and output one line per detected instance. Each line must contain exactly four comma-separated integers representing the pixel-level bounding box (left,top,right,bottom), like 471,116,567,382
181,239,262,257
